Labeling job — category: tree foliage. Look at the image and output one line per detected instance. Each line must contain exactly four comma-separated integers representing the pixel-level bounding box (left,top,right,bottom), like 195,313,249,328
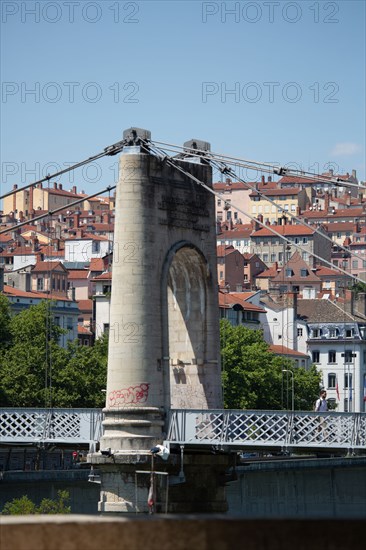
220,320,321,410
1,491,71,515
0,299,107,407
0,293,12,350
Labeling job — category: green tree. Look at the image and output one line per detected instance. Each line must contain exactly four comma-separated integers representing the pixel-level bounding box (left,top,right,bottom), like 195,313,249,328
220,319,321,410
1,491,70,515
52,335,108,407
1,495,36,515
37,490,71,514
0,293,12,350
0,301,66,406
0,300,108,408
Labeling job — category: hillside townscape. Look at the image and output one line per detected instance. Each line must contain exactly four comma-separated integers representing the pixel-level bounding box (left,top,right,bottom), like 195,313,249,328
1,170,366,412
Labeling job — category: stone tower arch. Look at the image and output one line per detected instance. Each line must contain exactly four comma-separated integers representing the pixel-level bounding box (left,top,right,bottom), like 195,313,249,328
93,130,225,514
162,242,220,410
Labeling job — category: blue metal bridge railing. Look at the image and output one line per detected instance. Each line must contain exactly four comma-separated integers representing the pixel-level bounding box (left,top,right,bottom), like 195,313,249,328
166,409,366,452
0,408,103,449
1,408,365,453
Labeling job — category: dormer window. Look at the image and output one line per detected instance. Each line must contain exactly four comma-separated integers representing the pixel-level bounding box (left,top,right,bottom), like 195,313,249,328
285,269,294,278
312,328,322,338
345,328,354,338
329,328,338,338
300,269,308,277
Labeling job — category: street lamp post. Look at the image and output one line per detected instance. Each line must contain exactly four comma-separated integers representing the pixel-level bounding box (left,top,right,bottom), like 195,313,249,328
282,369,294,411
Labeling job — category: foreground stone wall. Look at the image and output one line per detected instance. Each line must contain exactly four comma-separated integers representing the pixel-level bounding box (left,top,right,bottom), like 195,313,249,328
1,516,364,550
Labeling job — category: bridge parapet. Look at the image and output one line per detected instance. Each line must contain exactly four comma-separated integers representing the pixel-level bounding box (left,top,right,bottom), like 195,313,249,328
167,409,366,452
2,408,365,453
0,408,103,448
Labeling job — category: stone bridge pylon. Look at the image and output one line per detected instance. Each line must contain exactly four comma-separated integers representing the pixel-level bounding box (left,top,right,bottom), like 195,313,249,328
90,128,228,514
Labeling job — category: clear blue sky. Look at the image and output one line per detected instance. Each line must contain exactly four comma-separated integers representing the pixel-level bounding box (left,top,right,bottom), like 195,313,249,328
1,0,365,200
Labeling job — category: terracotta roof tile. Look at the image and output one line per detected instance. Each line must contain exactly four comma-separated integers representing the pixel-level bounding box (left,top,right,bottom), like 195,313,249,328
251,225,316,237
89,258,105,271
218,291,266,312
68,270,89,280
31,261,66,273
77,299,93,312
269,344,308,358
216,245,238,257
92,272,112,280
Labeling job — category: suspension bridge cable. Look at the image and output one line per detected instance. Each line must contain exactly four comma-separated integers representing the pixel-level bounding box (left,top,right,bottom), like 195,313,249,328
207,158,364,268
142,141,363,285
144,141,365,269
0,139,125,202
148,139,366,190
0,185,116,236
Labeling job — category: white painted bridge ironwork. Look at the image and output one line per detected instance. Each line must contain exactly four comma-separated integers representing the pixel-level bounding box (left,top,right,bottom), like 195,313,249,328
0,408,102,449
166,409,366,453
1,408,366,453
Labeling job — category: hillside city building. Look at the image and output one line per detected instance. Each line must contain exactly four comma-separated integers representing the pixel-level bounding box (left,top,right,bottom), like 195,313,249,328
1,167,366,412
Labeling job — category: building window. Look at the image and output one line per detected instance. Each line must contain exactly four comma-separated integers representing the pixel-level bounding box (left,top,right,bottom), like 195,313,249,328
312,350,320,363
302,237,308,244
328,350,336,363
270,253,276,262
286,269,293,278
217,199,221,206
345,328,354,338
344,373,353,388
263,253,269,262
329,328,338,338
297,328,303,337
328,398,336,409
37,277,44,290
92,241,100,254
343,350,355,363
103,323,110,335
352,260,358,269
54,316,60,326
300,269,308,277
312,328,322,338
328,373,336,388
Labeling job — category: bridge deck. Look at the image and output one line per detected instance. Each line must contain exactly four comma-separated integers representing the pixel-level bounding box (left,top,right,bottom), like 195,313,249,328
166,409,366,452
1,408,365,453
